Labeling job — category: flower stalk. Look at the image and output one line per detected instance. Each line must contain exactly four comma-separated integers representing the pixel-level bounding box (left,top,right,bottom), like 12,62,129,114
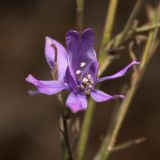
112,137,146,152
51,44,73,160
76,0,85,32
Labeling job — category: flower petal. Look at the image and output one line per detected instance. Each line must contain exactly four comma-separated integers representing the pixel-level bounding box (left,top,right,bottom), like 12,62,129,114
45,36,68,81
66,92,87,113
96,61,140,83
64,66,78,92
26,74,67,95
78,29,98,78
66,30,80,61
66,28,98,83
91,89,125,102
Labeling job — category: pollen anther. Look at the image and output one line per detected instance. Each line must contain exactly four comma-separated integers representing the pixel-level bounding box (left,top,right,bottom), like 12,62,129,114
87,74,91,79
85,90,90,95
80,62,86,68
82,77,89,83
76,70,81,75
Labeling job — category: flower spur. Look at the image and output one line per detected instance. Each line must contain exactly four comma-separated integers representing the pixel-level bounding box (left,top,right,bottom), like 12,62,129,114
26,28,139,113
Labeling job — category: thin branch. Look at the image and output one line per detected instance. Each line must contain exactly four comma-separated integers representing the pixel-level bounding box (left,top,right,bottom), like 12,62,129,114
102,0,119,46
76,99,96,160
94,6,160,160
135,23,160,33
102,22,160,57
98,0,145,78
114,0,145,47
62,113,74,160
99,0,119,70
76,0,85,32
76,0,118,159
112,137,146,152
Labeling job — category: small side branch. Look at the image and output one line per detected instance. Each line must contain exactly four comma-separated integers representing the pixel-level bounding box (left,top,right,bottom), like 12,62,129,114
112,137,146,152
114,0,145,47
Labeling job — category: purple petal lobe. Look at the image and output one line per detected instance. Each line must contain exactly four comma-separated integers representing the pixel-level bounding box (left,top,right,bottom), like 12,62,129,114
26,74,66,95
45,36,68,81
66,28,98,83
66,92,87,113
66,30,80,61
64,66,78,92
78,29,98,79
96,61,140,83
91,89,125,102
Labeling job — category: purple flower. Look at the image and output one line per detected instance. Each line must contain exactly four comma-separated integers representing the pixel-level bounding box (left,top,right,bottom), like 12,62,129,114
26,28,139,113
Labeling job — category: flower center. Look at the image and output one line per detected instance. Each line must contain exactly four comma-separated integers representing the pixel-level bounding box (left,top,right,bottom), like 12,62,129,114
75,62,94,95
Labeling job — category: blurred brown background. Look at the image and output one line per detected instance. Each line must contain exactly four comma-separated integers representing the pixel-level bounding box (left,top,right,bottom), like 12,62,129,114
0,0,160,159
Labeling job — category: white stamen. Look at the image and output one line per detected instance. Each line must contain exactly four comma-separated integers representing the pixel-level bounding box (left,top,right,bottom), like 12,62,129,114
87,74,91,79
76,70,81,75
80,62,86,68
88,84,92,88
85,90,90,95
82,77,88,83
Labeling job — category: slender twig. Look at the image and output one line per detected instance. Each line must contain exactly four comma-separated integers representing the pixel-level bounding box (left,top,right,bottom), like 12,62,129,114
112,137,146,152
62,113,74,160
76,0,85,32
114,0,145,47
94,6,160,160
76,1,119,160
58,94,73,160
135,23,160,33
99,0,145,78
107,23,160,53
102,0,119,46
99,0,119,69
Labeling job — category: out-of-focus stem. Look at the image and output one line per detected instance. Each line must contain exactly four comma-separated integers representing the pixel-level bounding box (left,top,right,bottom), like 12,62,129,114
62,113,73,160
102,0,119,46
76,1,118,160
94,7,159,160
99,0,119,69
99,0,145,77
114,0,145,47
135,23,160,33
112,137,146,152
58,94,73,160
76,0,85,32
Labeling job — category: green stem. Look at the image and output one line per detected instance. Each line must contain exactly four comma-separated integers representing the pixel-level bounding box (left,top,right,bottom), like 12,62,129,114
135,23,160,33
76,0,85,32
76,0,119,160
99,0,119,68
102,0,119,46
114,0,145,47
58,94,73,160
98,0,145,78
112,137,146,152
94,7,159,160
62,113,74,160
